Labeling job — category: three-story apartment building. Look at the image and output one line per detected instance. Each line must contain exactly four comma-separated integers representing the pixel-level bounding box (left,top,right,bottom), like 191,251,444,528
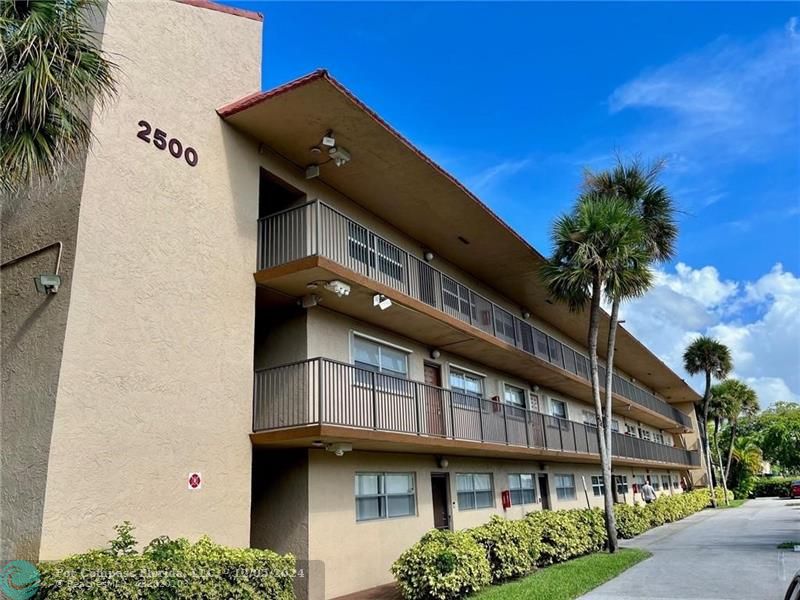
0,2,703,599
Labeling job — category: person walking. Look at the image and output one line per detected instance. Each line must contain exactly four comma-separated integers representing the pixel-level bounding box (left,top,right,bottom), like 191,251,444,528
642,478,657,504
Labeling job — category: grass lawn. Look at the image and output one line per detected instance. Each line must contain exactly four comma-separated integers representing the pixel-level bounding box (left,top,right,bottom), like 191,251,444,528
472,549,651,600
716,498,748,509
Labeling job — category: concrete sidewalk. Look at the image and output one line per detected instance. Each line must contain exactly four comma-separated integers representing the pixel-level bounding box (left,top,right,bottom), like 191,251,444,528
581,497,800,600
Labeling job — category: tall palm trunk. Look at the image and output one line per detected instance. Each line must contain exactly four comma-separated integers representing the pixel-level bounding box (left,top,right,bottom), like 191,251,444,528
712,417,730,505
604,298,621,504
700,371,717,508
589,276,619,552
724,420,738,481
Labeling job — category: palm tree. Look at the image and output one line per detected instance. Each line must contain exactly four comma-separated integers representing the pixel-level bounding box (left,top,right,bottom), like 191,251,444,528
542,194,652,552
583,158,677,458
1,0,117,193
683,336,733,507
711,379,759,483
707,390,733,504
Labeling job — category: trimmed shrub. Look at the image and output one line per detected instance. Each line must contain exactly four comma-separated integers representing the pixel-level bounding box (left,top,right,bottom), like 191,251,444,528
752,477,794,498
469,516,540,581
36,524,296,599
525,508,606,566
614,489,712,538
392,529,491,600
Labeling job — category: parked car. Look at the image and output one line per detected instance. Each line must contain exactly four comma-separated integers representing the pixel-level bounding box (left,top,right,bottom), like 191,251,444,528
791,481,800,499
785,569,800,600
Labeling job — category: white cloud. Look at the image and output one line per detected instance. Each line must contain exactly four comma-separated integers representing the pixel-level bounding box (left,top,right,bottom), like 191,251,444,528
608,19,800,168
466,158,533,192
619,262,800,408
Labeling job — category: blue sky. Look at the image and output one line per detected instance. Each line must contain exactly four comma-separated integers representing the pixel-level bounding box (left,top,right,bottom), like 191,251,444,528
224,1,799,406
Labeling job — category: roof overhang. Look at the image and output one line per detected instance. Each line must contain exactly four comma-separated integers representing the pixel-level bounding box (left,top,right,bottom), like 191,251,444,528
218,69,701,405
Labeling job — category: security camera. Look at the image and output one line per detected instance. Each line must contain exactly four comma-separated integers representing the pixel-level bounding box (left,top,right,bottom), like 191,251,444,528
325,442,352,457
373,294,392,310
329,146,351,167
299,294,320,308
324,280,351,298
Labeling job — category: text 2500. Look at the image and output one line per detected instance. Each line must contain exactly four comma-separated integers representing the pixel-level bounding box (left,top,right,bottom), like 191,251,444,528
136,120,198,167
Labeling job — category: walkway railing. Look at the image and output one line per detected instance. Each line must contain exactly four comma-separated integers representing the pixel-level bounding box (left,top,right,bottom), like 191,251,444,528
253,358,700,467
258,202,692,429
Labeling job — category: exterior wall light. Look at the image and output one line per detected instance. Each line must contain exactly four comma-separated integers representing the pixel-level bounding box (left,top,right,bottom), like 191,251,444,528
522,310,531,319
325,442,352,457
423,251,434,262
373,294,392,310
323,280,351,297
430,349,441,359
437,456,449,469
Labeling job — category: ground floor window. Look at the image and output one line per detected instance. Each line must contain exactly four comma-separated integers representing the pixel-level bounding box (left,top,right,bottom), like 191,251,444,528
651,477,661,491
554,474,576,500
508,473,536,505
672,478,681,490
616,475,629,495
355,473,416,521
591,475,605,496
457,473,493,510
661,475,671,490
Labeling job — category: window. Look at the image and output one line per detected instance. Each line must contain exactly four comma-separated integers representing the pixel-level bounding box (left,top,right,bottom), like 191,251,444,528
353,336,408,378
651,477,660,491
554,474,576,500
583,410,596,426
661,475,671,490
672,478,681,490
503,384,526,408
346,223,405,283
616,475,629,495
655,432,665,445
442,276,471,321
355,473,416,521
591,475,605,497
611,419,620,432
450,368,484,408
625,423,637,436
550,399,568,420
457,473,493,510
639,428,652,442
494,307,516,344
508,473,536,505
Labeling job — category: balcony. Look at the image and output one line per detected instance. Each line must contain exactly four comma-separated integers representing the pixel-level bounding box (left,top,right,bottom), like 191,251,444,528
252,358,701,469
256,200,692,430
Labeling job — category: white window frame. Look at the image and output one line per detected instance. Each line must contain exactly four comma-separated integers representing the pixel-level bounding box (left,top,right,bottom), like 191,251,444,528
582,410,596,426
611,419,620,432
508,473,536,505
591,475,605,497
502,383,527,409
654,432,665,445
661,475,671,490
449,365,485,410
616,475,629,495
456,473,494,510
550,398,568,420
354,472,417,522
625,423,637,436
350,332,411,377
554,473,576,501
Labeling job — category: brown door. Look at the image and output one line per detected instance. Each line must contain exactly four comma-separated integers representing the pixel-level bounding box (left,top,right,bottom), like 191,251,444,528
431,473,451,530
423,363,446,435
538,474,551,510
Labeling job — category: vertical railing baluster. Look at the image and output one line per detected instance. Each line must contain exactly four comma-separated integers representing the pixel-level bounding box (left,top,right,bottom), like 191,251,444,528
371,371,378,430
448,390,455,439
503,404,509,445
478,400,484,442
524,409,530,448
414,383,421,435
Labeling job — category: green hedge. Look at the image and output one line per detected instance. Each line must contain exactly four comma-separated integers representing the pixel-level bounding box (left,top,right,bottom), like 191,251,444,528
614,489,713,539
393,489,714,599
35,523,295,599
391,529,491,600
751,477,795,498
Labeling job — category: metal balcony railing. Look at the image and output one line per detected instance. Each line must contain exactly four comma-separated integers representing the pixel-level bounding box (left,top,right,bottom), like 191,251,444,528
257,200,692,429
253,358,701,467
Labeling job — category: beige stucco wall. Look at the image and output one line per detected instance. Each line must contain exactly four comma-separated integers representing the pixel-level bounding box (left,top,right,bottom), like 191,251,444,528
37,0,262,557
306,449,681,598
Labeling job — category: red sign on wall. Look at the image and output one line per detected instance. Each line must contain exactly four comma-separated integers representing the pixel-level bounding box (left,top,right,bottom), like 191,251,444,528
187,472,202,490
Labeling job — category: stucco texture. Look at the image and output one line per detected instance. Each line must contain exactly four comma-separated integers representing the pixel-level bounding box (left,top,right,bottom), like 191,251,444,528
36,0,262,557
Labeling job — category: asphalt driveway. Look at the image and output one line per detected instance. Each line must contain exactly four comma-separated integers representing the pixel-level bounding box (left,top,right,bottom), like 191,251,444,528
582,497,800,600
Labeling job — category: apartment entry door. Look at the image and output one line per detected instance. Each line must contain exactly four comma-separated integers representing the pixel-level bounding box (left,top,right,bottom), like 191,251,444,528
431,473,451,530
538,474,551,510
423,363,446,436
